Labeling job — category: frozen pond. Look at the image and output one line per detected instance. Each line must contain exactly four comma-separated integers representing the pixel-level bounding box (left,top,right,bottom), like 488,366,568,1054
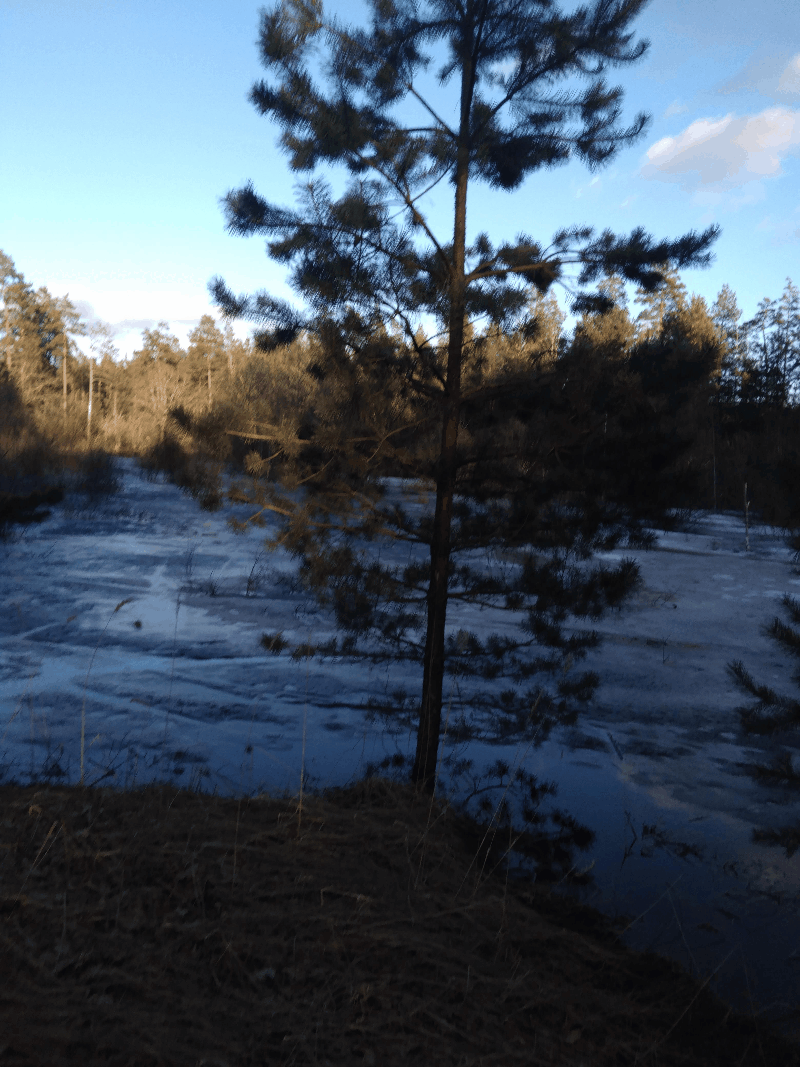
1,457,799,1039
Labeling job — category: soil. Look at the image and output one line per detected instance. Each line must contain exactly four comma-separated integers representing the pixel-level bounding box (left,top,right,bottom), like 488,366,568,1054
1,775,798,1067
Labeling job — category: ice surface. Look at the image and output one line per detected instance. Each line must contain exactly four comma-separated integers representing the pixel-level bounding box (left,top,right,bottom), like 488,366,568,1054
1,458,799,1032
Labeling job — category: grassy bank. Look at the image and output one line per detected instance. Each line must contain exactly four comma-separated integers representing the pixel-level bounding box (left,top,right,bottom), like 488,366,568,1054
1,774,798,1066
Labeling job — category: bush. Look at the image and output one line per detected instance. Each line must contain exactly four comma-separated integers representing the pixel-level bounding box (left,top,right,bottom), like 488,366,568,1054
138,432,223,511
75,450,121,499
139,434,189,482
0,485,64,538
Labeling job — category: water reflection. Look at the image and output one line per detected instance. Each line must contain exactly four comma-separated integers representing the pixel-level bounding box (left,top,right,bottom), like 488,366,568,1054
435,721,800,1041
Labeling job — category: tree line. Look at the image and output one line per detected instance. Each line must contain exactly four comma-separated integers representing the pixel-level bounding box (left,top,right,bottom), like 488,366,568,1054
2,244,798,524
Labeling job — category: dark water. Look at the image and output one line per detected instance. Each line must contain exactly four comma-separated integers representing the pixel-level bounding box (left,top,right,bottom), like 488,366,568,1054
449,724,800,1042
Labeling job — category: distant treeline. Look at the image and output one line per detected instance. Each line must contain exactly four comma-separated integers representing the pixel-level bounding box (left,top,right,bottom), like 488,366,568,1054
1,248,799,527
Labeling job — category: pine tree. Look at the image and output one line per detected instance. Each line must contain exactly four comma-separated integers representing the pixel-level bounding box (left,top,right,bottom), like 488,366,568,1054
0,252,86,429
128,322,187,437
0,251,22,372
633,260,688,341
221,321,252,378
739,282,800,408
187,315,226,411
83,322,120,443
768,279,800,405
524,289,567,365
2,280,75,413
571,272,635,355
710,282,746,404
210,0,720,793
555,274,723,518
743,296,782,406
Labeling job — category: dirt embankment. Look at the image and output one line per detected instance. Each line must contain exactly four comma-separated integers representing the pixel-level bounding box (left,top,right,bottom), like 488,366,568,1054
1,776,798,1066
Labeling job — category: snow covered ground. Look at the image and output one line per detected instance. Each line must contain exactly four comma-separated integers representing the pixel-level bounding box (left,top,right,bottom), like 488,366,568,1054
2,457,799,1034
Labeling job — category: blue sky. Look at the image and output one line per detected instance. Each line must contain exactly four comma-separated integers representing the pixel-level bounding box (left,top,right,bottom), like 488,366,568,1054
2,0,798,362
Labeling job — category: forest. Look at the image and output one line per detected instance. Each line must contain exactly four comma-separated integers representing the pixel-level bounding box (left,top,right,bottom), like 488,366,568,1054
2,246,799,533
3,0,800,1057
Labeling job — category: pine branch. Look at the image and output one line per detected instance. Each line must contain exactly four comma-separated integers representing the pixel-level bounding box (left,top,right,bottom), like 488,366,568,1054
728,660,800,735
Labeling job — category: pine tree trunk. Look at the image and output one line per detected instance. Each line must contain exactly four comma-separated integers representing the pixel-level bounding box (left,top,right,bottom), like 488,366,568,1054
414,441,456,789
412,52,473,792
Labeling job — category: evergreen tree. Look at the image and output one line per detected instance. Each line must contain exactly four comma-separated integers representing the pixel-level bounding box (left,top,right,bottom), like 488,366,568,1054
96,336,125,452
128,322,187,437
777,279,800,405
632,260,688,341
743,296,783,406
83,322,120,442
0,250,20,290
0,252,86,428
2,278,71,412
221,321,253,377
524,289,566,365
728,593,800,857
570,272,635,355
211,0,720,793
52,294,88,424
764,279,800,406
556,275,722,518
710,282,746,404
0,251,22,371
739,282,800,408
187,314,226,410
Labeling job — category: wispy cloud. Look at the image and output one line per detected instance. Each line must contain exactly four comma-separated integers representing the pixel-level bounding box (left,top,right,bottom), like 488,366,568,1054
47,286,235,361
717,49,800,99
662,100,688,119
70,299,98,324
113,318,162,333
48,286,219,331
639,107,800,192
778,53,800,96
573,175,603,199
754,205,800,247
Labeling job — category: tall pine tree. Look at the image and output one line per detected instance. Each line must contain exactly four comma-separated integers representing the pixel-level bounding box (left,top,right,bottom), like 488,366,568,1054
570,272,635,355
738,281,800,408
211,0,720,792
710,282,746,404
633,260,688,341
556,269,722,518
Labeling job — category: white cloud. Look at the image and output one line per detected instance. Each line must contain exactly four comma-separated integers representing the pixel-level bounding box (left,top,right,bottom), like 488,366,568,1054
639,107,800,191
46,284,222,327
100,289,218,327
778,53,800,96
45,283,251,362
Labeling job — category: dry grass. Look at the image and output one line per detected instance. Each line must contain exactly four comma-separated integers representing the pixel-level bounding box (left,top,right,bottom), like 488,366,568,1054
1,775,798,1066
